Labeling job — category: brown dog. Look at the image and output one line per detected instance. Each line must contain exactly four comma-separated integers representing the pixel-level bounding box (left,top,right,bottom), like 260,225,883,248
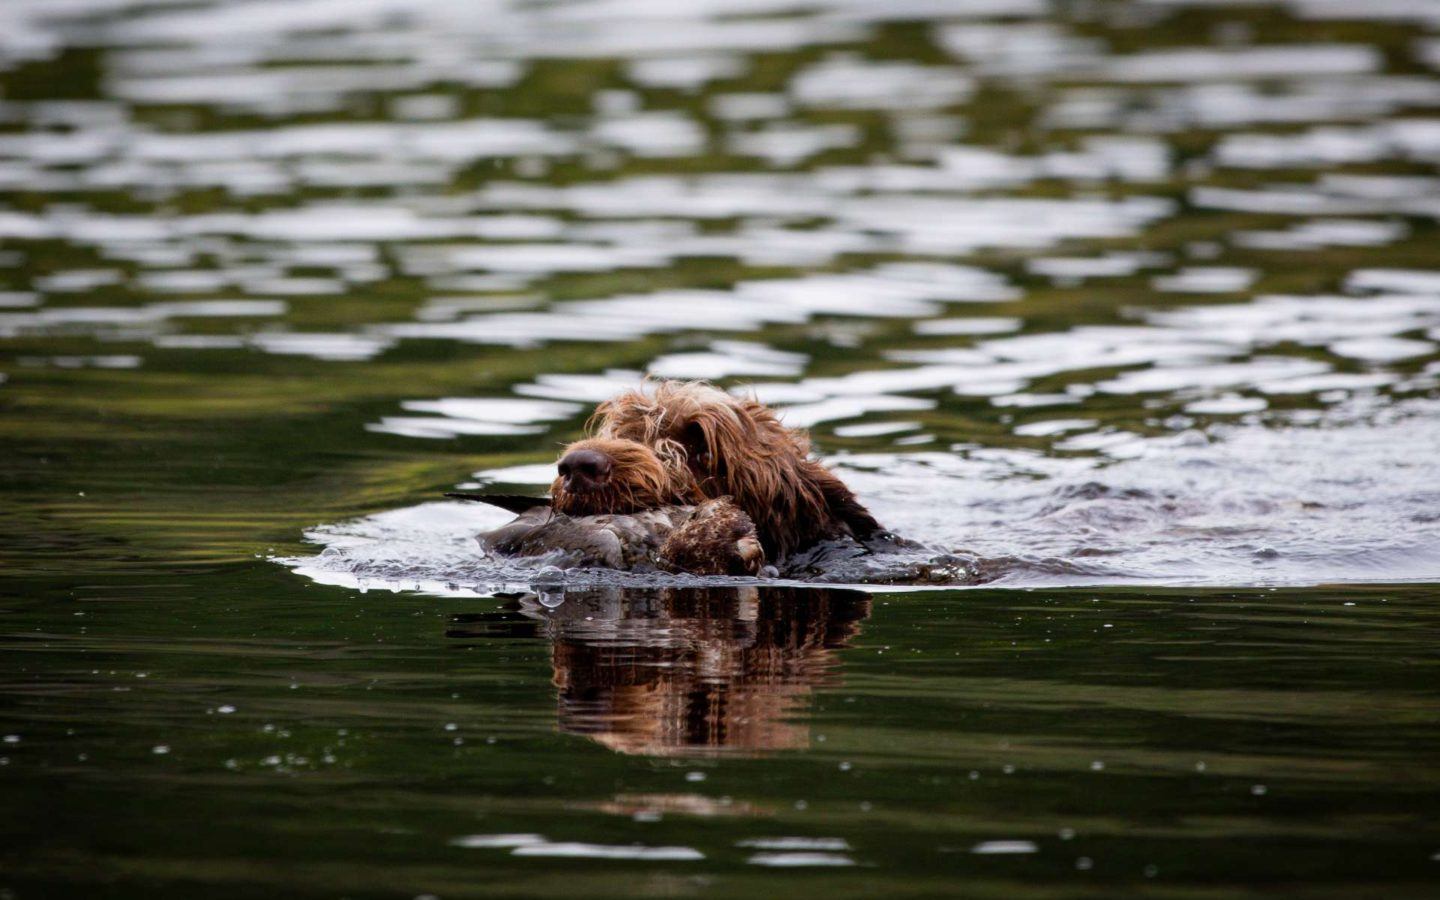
585,380,882,559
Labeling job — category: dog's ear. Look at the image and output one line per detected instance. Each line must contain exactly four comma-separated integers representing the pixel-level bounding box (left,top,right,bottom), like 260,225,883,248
807,463,882,540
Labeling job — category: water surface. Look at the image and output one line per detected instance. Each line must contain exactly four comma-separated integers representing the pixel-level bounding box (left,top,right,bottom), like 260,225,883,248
3,0,1440,896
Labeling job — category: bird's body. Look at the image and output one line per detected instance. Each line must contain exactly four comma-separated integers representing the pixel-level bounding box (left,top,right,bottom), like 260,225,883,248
480,504,684,570
471,496,765,576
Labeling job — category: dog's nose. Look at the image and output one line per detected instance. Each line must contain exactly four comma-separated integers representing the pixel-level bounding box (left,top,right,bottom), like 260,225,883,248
558,448,612,488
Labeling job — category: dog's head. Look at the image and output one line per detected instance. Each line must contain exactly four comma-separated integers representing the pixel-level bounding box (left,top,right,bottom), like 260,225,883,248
588,380,881,556
550,436,701,517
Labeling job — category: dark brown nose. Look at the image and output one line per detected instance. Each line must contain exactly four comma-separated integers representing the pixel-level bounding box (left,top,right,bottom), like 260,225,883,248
558,447,612,490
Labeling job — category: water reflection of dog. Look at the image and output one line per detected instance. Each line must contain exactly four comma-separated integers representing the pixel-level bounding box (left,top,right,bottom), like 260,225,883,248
453,587,870,757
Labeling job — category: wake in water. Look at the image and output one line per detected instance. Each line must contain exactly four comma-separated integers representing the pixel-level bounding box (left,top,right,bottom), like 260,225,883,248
283,397,1440,594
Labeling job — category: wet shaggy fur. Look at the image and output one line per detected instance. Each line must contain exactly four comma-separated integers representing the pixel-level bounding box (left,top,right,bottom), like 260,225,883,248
588,380,883,559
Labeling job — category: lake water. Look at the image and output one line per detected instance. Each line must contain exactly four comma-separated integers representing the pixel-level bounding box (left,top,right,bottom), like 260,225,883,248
3,0,1439,896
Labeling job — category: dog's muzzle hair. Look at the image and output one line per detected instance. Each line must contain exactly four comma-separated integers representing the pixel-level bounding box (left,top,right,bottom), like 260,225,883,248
585,380,882,558
550,436,701,517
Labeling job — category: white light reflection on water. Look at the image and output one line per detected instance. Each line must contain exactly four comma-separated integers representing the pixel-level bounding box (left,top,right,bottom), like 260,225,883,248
745,852,857,867
510,842,703,861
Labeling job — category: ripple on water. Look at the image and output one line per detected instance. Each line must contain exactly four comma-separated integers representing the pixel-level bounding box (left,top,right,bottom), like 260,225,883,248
3,2,1440,895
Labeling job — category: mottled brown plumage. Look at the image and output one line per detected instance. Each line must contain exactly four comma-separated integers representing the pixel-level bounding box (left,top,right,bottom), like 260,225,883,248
463,437,764,575
657,496,764,576
479,498,762,575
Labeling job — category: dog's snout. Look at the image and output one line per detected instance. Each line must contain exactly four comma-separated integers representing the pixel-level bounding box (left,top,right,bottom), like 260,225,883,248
558,447,613,488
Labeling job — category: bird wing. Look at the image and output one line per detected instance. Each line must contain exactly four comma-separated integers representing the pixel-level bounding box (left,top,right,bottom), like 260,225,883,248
445,492,551,513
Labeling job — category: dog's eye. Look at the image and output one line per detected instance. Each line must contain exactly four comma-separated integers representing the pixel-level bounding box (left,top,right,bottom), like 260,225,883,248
681,422,711,469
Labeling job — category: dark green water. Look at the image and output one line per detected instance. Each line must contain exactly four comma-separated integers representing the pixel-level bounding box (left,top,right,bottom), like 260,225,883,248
4,0,1440,896
5,570,1439,897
